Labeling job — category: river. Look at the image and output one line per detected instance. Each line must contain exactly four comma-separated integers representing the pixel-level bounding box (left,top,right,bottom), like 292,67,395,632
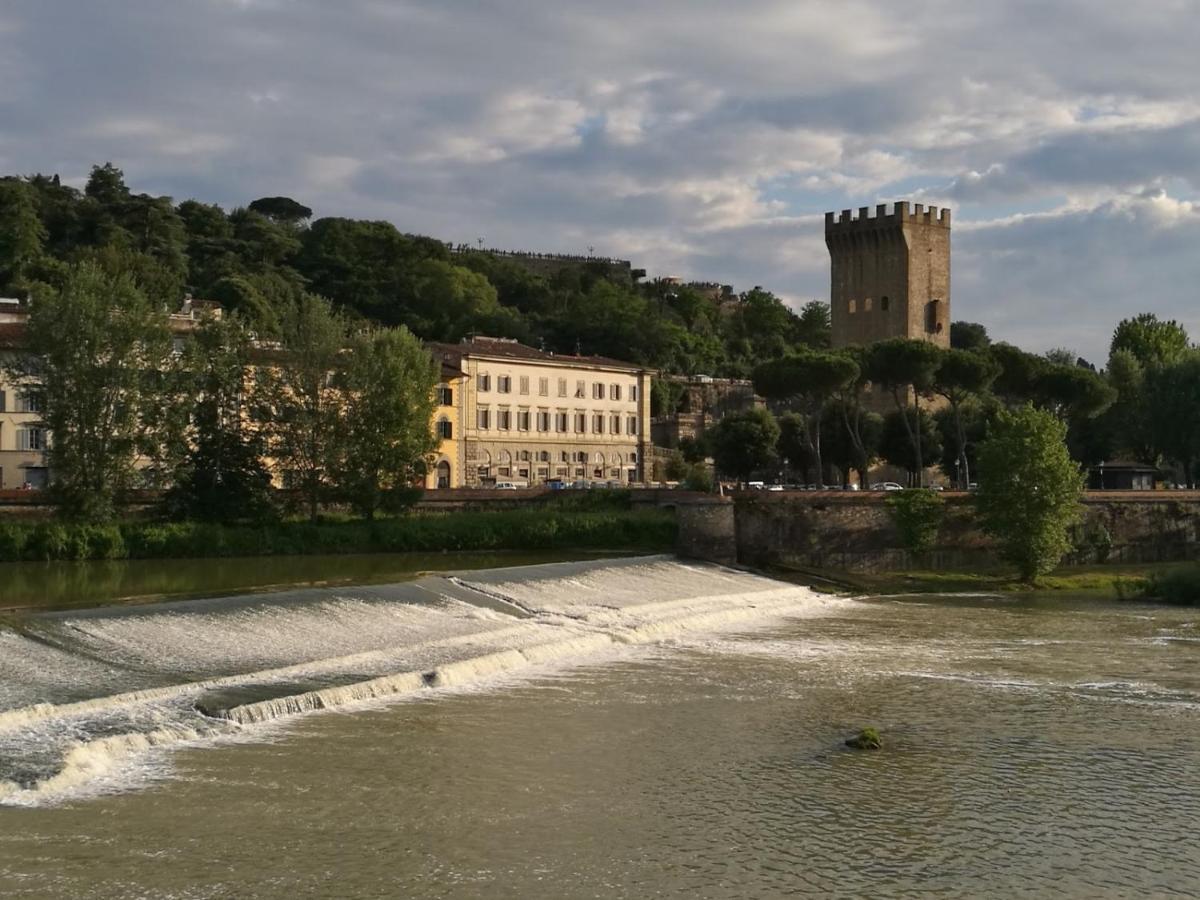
1,555,1197,897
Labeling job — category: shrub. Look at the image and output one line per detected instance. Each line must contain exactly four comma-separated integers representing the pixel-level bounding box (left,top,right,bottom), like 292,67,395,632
25,523,71,561
886,489,943,554
0,523,28,562
1142,566,1200,606
682,464,714,493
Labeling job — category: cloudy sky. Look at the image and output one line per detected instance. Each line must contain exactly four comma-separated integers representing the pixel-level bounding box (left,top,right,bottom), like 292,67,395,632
2,1,1198,362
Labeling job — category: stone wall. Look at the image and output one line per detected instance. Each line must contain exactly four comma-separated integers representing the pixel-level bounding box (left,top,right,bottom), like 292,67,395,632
683,491,1200,572
674,498,737,566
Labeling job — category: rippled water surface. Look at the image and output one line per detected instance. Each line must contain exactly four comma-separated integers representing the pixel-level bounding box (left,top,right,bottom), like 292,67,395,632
1,567,1198,898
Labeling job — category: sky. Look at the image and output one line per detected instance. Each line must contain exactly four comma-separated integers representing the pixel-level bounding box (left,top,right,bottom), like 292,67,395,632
2,1,1198,363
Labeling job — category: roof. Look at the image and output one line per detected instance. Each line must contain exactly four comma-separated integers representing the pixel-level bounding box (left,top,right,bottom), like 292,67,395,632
428,336,650,373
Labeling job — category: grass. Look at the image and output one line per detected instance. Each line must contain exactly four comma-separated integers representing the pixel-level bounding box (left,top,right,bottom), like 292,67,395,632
0,507,678,563
769,562,1195,598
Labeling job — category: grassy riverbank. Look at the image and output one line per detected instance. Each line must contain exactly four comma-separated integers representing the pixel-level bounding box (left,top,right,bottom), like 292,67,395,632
0,506,677,563
773,562,1195,599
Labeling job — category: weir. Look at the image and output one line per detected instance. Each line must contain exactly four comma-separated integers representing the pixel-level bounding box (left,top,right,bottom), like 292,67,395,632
0,556,837,806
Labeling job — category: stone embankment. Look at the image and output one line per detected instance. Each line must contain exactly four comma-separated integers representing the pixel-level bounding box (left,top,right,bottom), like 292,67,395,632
676,491,1200,572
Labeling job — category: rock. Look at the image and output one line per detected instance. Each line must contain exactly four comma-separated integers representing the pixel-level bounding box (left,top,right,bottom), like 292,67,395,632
845,727,882,750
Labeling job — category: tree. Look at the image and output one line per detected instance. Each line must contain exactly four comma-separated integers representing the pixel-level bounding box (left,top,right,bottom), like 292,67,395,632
262,293,348,521
934,349,1000,487
865,338,944,486
338,326,439,519
248,196,313,225
1034,363,1115,423
0,179,47,291
777,412,813,481
753,350,857,484
1144,351,1200,487
163,315,275,522
793,300,831,349
12,262,170,521
879,408,944,483
707,407,780,483
822,400,883,487
975,404,1085,582
1110,313,1190,368
950,321,990,352
989,342,1046,406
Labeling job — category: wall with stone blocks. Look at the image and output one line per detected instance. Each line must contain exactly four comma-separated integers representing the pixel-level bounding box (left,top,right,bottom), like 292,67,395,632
677,492,1200,573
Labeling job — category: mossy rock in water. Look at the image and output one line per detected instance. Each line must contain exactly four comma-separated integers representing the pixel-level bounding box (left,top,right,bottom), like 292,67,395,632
845,727,882,750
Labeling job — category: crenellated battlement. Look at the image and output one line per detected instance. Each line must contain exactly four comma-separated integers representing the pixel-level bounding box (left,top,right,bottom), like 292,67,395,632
824,201,950,233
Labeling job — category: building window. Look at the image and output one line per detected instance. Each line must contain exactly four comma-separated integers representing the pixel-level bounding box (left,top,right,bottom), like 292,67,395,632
611,414,621,434
498,409,512,430
630,452,638,463
630,385,638,402
0,390,5,412
627,416,638,435
437,418,453,440
477,408,491,430
519,450,531,462
438,385,454,406
538,377,549,396
18,427,46,452
575,380,586,399
925,299,941,334
575,413,586,433
537,411,550,432
575,451,587,463
881,296,890,311
560,451,570,462
478,373,491,392
848,299,857,314
16,392,43,414
539,451,550,462
592,383,605,400
518,410,531,431
498,375,512,393
558,378,568,397
593,414,604,434
863,297,873,312
611,384,621,401
556,412,569,432
519,376,529,395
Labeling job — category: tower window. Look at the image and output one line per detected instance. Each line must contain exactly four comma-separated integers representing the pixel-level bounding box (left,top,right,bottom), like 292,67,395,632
848,299,857,314
881,296,890,311
863,297,873,312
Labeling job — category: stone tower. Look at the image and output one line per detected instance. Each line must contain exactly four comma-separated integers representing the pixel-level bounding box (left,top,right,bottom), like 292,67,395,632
824,201,951,349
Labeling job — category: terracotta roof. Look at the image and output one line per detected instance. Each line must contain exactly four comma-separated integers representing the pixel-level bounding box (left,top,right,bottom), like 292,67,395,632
428,336,649,373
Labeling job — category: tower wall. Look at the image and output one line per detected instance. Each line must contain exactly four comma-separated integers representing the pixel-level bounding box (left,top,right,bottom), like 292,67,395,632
825,201,951,350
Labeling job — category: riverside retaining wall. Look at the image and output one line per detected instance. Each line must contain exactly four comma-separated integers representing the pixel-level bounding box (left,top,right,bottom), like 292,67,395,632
677,491,1200,572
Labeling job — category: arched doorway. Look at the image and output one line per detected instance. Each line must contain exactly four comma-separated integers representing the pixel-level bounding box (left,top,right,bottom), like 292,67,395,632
436,459,451,489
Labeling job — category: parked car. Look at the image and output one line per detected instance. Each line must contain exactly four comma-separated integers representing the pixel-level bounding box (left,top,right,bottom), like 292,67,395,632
493,481,524,490
870,482,905,491
570,480,592,490
546,479,568,490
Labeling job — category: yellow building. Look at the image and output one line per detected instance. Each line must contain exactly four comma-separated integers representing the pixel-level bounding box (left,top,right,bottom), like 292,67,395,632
428,336,654,487
425,362,467,489
0,301,47,489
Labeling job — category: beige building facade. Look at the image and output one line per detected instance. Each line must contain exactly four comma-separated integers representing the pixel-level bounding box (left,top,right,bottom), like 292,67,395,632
429,337,654,487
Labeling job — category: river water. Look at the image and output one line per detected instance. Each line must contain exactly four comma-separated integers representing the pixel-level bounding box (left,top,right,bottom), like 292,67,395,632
1,556,1197,898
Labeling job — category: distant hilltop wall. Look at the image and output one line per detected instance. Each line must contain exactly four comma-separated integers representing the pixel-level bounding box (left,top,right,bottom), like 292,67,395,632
450,246,636,285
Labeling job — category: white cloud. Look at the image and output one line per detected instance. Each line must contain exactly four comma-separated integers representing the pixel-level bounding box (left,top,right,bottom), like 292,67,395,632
2,0,1199,363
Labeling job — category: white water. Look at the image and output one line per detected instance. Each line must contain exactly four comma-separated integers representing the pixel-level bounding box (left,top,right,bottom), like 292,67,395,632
0,557,837,806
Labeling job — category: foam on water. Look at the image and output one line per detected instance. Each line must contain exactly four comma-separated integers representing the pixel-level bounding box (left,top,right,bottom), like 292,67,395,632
0,557,834,805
